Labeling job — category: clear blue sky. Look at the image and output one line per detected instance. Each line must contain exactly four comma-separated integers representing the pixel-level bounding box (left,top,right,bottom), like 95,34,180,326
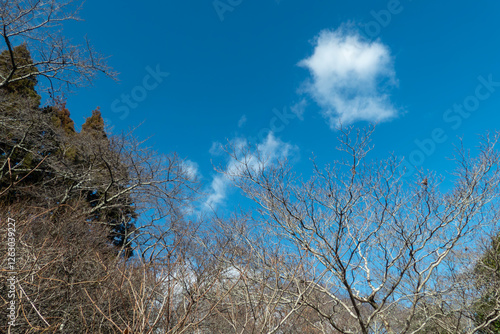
61,0,500,210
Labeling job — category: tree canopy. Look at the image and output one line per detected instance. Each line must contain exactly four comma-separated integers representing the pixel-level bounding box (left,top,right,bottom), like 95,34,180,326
2,3,500,333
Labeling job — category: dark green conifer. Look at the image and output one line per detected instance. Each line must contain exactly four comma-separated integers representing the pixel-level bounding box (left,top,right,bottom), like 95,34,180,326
0,43,41,106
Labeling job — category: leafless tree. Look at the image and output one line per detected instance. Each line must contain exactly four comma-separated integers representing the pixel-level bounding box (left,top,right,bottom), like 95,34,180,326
0,0,116,93
0,101,198,257
0,202,129,333
221,126,500,333
196,215,310,334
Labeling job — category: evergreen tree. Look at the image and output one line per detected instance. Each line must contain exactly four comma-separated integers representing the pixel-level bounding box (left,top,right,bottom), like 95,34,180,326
0,43,41,106
50,103,76,136
0,45,136,257
473,234,500,333
82,107,106,137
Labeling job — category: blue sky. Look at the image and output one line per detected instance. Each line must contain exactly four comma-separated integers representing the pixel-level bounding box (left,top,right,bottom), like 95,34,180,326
60,0,500,211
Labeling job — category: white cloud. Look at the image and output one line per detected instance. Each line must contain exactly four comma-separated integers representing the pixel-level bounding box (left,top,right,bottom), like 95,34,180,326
204,133,297,210
205,173,231,210
209,141,224,156
299,27,398,127
237,114,247,128
182,159,200,181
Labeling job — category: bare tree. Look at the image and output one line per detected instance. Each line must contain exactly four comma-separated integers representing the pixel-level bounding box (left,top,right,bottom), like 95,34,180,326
197,215,313,334
0,202,130,333
0,110,205,332
0,99,200,257
0,0,116,93
221,126,500,334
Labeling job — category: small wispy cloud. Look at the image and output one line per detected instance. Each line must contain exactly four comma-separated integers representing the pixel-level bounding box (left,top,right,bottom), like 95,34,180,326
182,159,200,181
204,133,297,210
299,27,398,127
205,174,230,210
209,141,224,156
237,114,247,128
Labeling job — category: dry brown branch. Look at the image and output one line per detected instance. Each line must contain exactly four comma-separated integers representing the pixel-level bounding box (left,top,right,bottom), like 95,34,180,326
221,126,500,333
0,0,117,94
